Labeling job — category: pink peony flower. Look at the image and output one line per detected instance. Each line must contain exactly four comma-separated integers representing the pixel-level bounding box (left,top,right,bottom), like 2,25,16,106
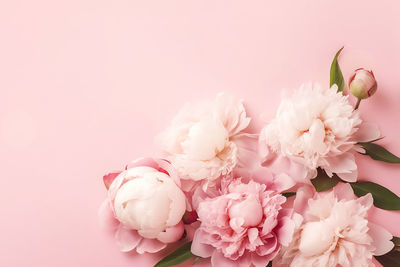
156,93,256,192
275,183,394,267
191,174,296,267
98,158,187,254
259,83,381,183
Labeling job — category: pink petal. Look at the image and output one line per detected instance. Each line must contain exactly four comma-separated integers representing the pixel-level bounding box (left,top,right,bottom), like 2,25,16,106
272,173,296,192
262,154,310,184
336,169,358,183
214,92,250,136
332,182,356,200
108,172,126,200
125,157,159,170
231,133,259,169
184,221,200,241
115,225,142,252
258,132,271,162
324,152,357,182
276,216,296,246
251,252,277,267
256,236,278,256
156,221,185,243
353,122,380,142
155,159,181,187
98,199,119,231
237,253,251,267
191,230,214,258
368,222,394,256
357,193,374,209
136,238,166,254
293,185,314,215
211,251,236,267
248,228,259,244
103,171,121,190
354,144,366,153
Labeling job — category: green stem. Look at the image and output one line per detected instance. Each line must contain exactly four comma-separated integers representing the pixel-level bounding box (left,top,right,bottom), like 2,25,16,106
354,98,361,110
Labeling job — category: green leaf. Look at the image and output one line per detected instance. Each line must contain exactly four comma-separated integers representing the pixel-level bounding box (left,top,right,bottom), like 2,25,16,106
330,47,345,92
359,142,400,163
350,181,400,210
311,168,340,192
154,242,195,267
282,192,296,198
375,249,400,267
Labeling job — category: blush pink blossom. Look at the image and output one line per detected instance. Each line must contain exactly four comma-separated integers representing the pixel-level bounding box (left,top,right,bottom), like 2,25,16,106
157,93,256,192
260,83,381,183
191,174,296,267
98,158,187,254
275,183,394,267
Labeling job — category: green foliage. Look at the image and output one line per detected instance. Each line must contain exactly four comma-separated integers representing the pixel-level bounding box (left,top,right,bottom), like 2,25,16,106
330,47,345,92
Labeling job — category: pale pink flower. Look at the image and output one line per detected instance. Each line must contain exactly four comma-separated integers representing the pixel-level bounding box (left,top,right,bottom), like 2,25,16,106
275,183,394,267
260,83,380,183
191,173,296,267
157,93,255,191
98,158,186,254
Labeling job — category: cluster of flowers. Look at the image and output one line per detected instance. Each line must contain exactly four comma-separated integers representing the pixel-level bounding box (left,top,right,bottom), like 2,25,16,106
99,53,399,266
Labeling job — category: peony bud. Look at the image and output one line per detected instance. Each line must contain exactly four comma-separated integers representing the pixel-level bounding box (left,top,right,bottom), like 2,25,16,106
349,68,377,100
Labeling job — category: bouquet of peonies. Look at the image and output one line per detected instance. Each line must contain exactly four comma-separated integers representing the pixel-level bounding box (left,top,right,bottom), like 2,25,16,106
99,48,400,267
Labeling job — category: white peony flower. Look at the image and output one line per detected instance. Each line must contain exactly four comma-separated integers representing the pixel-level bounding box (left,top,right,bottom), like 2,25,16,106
275,183,394,267
99,158,187,253
157,93,254,191
112,166,186,240
260,83,380,182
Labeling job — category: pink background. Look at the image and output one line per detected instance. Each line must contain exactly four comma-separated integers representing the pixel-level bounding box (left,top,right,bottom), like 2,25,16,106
1,1,399,266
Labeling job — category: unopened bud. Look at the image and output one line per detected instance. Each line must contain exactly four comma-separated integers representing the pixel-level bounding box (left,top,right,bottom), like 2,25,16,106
349,68,377,100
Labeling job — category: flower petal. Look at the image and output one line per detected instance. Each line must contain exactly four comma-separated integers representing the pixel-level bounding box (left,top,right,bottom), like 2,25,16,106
136,238,166,254
324,152,357,182
336,169,358,183
272,173,296,192
293,185,314,215
125,157,159,170
156,221,184,243
103,171,121,190
191,230,214,258
251,252,276,267
211,251,237,267
276,215,296,246
237,253,252,267
231,133,259,169
333,182,356,201
353,122,380,142
262,154,310,184
368,222,394,256
155,159,181,187
115,225,142,252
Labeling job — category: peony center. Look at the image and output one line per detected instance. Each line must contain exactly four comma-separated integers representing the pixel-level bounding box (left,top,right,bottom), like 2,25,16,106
181,118,228,161
229,195,263,227
299,221,335,256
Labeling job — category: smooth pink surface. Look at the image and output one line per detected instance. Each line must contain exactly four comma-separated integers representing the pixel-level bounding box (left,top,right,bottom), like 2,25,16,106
1,1,399,266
